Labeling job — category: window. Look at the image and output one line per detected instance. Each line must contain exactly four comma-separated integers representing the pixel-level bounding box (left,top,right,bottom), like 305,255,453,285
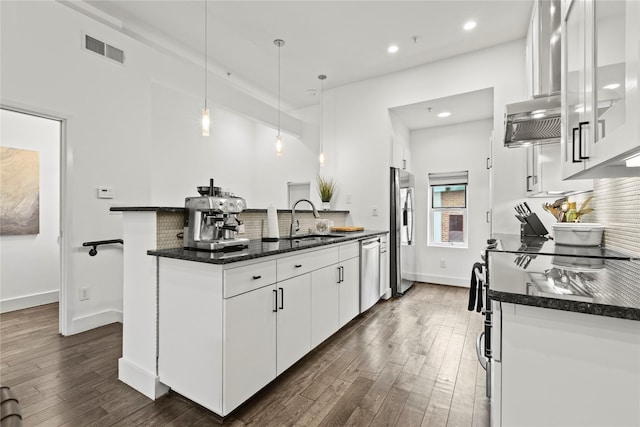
429,171,468,247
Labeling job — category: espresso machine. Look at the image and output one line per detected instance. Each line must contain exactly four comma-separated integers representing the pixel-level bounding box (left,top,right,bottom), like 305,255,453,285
184,179,250,251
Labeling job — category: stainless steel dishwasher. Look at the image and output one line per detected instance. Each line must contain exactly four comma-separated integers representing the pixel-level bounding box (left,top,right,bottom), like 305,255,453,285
360,237,381,313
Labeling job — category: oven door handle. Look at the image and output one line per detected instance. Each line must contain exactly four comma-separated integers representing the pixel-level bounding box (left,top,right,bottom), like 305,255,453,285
476,332,487,370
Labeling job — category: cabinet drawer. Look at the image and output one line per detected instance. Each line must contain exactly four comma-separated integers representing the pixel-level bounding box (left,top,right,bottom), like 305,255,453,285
224,261,277,298
277,247,339,281
339,242,360,261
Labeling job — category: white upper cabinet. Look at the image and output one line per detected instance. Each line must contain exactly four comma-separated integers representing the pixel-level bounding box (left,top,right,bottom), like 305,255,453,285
561,0,640,178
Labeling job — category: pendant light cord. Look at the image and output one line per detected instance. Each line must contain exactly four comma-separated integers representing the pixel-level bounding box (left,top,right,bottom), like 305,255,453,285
277,41,281,137
204,0,208,110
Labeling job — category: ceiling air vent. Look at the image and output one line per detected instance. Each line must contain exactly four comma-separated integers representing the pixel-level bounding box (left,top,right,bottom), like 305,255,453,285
84,34,125,64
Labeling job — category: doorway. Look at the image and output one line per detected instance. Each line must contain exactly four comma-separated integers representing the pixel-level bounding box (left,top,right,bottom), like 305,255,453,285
0,107,65,333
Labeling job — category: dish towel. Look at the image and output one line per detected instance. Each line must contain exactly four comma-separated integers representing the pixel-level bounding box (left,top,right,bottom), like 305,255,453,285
468,262,485,312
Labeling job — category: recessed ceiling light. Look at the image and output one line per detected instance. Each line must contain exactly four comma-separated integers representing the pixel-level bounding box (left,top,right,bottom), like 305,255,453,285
603,83,620,90
307,89,317,96
438,112,451,118
387,45,399,54
463,21,477,31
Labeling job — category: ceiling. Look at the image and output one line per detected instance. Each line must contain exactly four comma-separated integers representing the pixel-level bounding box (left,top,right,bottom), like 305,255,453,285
390,87,494,131
77,0,533,114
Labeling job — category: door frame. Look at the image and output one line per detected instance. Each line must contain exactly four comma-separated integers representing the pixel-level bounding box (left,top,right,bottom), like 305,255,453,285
1,100,71,335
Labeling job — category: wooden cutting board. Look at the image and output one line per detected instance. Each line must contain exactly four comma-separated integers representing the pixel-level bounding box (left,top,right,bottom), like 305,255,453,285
331,226,364,232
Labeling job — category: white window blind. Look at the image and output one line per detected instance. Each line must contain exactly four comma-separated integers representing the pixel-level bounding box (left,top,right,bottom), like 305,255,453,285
428,171,469,186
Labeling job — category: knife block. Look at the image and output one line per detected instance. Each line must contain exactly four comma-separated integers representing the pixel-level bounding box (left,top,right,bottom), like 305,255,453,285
519,212,549,241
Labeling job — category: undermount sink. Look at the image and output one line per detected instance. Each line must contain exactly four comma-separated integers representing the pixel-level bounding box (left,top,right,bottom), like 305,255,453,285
283,233,345,241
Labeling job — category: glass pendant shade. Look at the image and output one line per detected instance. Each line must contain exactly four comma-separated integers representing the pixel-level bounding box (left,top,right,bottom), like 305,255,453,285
276,134,283,156
202,108,210,136
319,151,325,165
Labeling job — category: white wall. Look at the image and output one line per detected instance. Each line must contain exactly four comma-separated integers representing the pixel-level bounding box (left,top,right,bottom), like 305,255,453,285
0,109,61,312
317,40,527,236
410,119,493,286
0,0,314,334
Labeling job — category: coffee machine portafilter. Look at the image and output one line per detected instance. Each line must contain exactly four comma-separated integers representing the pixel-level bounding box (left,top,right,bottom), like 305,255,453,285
184,179,250,251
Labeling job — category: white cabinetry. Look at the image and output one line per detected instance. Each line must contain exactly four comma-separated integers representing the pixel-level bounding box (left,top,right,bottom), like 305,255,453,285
158,239,369,417
276,274,311,375
496,302,640,427
309,242,361,348
223,282,276,413
524,143,592,197
339,256,360,327
310,264,340,348
562,0,640,178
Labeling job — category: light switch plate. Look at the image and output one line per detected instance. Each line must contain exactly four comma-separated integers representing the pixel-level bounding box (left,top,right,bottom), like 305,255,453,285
97,187,114,199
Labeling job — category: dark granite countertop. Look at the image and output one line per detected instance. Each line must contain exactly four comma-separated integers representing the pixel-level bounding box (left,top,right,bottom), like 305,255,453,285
110,206,349,214
148,230,387,265
487,234,640,320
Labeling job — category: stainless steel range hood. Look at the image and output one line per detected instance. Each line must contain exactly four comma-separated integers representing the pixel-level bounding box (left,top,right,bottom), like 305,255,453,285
505,0,561,148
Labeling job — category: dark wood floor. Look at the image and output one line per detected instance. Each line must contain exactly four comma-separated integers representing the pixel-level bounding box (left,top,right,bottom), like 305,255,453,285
0,283,488,426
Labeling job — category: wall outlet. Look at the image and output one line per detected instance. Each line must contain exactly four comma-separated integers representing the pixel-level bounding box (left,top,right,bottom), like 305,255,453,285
372,207,378,216
440,259,446,268
79,287,90,301
345,194,352,204
238,224,245,234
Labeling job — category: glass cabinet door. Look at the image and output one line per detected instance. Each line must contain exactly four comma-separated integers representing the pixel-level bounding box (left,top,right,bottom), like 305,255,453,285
593,1,626,149
563,0,587,175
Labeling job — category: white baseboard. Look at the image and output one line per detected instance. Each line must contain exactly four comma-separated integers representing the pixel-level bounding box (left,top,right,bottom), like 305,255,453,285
118,358,170,400
0,290,59,313
407,273,469,288
67,309,123,335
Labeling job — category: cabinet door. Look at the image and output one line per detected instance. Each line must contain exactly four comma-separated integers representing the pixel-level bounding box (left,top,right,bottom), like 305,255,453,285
276,274,311,375
525,145,541,195
223,284,276,414
589,0,631,165
339,257,360,328
310,264,340,349
562,0,589,178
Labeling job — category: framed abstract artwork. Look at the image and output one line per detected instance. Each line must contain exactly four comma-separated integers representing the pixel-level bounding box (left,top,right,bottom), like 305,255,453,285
0,147,40,235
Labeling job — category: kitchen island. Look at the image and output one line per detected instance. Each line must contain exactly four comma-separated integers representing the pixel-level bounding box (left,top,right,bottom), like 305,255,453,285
112,204,386,417
152,231,387,417
485,234,640,427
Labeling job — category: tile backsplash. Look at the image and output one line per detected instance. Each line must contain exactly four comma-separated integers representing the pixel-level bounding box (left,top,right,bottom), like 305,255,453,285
155,210,350,249
592,177,640,256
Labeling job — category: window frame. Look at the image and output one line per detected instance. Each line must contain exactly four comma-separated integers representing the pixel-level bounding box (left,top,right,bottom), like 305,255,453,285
428,183,469,248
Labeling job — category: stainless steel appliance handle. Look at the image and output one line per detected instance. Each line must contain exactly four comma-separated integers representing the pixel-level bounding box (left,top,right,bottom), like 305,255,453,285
476,332,487,370
406,188,414,245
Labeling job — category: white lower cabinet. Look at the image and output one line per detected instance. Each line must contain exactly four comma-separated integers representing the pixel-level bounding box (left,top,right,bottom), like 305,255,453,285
497,302,640,427
276,274,311,375
223,283,276,414
159,239,369,417
338,256,360,328
310,264,340,349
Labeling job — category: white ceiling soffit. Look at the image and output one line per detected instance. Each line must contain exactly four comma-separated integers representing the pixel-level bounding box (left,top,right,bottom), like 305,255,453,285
389,87,494,131
81,1,532,110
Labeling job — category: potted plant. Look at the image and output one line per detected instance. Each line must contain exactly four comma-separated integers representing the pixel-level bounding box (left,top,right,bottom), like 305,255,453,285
316,176,336,210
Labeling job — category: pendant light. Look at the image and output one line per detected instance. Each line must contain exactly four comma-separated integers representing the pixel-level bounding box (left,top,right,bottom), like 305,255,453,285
274,39,285,156
318,74,327,166
201,0,210,136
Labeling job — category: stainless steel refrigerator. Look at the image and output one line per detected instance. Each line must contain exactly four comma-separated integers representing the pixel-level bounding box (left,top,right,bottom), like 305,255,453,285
390,167,415,297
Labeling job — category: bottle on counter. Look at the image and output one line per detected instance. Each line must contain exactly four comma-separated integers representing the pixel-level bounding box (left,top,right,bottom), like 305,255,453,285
566,202,577,222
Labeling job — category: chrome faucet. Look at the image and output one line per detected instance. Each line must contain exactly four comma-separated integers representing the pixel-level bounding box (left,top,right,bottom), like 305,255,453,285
290,199,320,238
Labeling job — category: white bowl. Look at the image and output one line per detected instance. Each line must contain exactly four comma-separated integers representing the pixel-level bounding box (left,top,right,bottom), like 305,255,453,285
552,222,604,246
